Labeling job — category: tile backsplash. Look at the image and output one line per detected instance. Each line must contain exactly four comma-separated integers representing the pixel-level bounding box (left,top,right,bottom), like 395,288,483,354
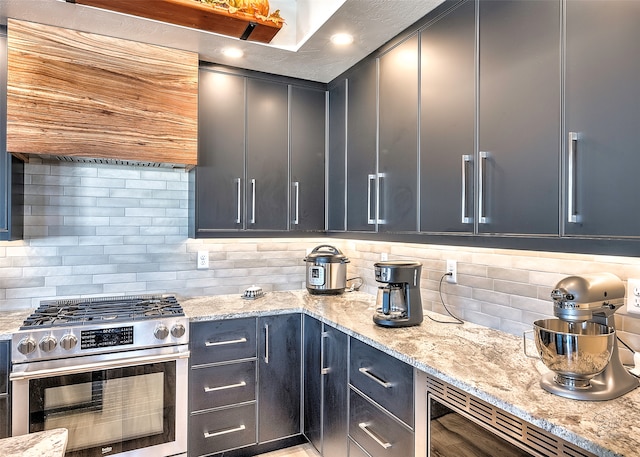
2,159,640,362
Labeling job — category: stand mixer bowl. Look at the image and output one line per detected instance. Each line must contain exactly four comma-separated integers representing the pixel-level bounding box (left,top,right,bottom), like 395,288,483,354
533,319,615,388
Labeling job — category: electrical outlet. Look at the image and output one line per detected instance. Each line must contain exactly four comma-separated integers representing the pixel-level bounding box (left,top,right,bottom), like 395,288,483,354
381,253,389,261
446,260,457,284
626,278,640,314
197,251,209,270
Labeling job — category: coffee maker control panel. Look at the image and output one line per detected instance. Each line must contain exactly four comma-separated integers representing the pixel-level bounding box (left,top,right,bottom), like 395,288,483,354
375,266,391,282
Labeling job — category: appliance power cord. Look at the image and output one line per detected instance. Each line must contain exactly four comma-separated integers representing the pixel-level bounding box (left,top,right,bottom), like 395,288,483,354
425,273,464,325
346,276,363,292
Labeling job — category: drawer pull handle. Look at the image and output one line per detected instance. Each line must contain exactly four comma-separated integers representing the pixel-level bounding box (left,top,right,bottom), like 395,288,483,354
358,422,392,449
359,367,392,388
205,337,247,347
204,381,247,393
204,424,246,439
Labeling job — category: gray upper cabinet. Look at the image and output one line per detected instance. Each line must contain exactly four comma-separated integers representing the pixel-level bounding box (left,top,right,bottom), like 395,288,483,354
195,69,245,232
194,67,326,234
327,79,347,232
246,78,289,231
378,34,419,232
477,0,561,235
563,1,640,237
420,0,475,233
346,58,377,232
290,86,326,232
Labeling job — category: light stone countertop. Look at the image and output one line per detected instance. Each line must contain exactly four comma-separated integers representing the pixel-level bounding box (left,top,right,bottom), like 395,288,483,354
0,428,67,457
1,291,636,456
183,289,640,457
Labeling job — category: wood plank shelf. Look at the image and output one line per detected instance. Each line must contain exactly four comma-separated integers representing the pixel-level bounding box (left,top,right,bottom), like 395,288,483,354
66,0,284,44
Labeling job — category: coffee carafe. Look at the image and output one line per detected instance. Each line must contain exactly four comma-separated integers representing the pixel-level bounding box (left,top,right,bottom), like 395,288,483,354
373,260,423,327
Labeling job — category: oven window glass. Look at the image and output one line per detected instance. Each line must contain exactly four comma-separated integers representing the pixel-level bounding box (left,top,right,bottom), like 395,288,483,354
28,361,176,456
428,396,534,457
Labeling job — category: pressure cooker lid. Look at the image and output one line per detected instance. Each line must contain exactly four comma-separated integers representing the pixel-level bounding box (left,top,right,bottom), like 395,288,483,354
304,244,350,263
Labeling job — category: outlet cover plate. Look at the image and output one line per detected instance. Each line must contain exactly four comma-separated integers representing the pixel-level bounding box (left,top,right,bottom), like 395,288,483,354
627,279,640,314
197,251,209,270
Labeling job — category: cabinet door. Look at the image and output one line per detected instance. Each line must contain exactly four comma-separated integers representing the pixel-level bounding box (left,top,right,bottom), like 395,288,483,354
378,34,419,232
346,59,377,231
258,314,301,442
420,0,475,233
478,0,560,235
246,78,289,231
303,315,322,451
564,1,640,237
322,325,348,457
327,79,347,231
196,69,246,231
290,86,326,231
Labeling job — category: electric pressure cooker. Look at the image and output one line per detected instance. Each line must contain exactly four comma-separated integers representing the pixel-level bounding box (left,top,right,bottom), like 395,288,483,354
303,245,350,295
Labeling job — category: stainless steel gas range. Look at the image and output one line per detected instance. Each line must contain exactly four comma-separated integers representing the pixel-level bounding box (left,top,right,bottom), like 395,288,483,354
10,294,190,457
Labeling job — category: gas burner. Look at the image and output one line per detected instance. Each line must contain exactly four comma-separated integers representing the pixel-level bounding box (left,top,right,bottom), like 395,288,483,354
20,294,184,329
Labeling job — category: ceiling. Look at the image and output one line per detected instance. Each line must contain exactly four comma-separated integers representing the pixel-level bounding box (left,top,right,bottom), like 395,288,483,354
0,0,444,83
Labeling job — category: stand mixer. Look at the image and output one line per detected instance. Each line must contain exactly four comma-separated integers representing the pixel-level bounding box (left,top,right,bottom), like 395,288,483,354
373,260,423,327
532,273,639,401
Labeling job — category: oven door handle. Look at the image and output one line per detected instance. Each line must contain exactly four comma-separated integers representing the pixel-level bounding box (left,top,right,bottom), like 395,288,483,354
10,350,190,381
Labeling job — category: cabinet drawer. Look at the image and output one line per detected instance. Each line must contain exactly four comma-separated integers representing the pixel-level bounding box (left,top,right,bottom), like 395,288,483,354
349,338,414,426
349,437,373,457
189,403,257,456
349,390,413,457
191,318,257,366
191,361,256,411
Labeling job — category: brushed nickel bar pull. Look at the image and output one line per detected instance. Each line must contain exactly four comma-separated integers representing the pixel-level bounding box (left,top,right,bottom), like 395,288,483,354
461,155,472,224
204,424,246,439
205,337,247,347
235,178,242,224
358,367,392,388
293,181,300,225
321,331,329,375
367,174,376,225
204,381,247,393
478,151,489,224
264,323,270,364
358,422,392,449
250,178,256,224
567,132,580,223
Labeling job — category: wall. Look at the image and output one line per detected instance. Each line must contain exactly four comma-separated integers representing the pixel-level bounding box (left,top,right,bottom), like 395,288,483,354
2,159,640,363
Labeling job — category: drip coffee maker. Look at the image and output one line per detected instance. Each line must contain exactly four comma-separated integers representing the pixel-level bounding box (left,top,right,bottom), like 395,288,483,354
373,260,423,327
528,273,639,400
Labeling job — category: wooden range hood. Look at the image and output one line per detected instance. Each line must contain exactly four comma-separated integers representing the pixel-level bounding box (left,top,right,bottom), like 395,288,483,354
6,19,199,168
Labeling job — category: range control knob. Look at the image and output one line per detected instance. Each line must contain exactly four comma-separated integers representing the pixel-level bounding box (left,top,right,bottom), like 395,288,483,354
154,325,169,340
171,323,186,338
39,335,57,353
17,337,37,355
60,334,78,351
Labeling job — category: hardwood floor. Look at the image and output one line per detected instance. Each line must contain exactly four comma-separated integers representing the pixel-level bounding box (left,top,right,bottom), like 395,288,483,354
255,443,320,457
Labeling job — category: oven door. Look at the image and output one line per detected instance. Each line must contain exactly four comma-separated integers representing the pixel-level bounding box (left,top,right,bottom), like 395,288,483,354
11,346,189,457
427,393,537,457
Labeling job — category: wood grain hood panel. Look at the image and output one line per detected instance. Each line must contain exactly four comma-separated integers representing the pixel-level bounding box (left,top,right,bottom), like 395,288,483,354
7,19,198,167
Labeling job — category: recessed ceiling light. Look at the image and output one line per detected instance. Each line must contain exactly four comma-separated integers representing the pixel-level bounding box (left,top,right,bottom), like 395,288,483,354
330,33,354,46
222,47,244,58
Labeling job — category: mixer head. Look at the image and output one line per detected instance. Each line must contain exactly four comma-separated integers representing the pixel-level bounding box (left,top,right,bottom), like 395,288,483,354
551,273,625,322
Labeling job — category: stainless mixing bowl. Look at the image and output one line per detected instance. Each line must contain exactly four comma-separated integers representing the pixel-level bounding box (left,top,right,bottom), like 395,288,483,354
533,319,615,382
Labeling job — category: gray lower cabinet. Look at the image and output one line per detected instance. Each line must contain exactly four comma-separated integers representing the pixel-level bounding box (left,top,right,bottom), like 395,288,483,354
563,0,640,237
348,338,414,457
303,315,348,457
257,314,302,443
477,0,561,235
189,318,258,456
420,0,475,233
0,340,10,439
189,315,302,455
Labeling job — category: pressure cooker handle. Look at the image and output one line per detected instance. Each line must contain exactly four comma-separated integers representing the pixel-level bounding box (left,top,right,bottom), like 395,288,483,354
311,244,342,254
